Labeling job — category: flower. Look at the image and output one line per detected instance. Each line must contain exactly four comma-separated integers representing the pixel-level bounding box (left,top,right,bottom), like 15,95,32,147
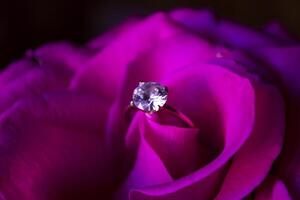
0,9,299,200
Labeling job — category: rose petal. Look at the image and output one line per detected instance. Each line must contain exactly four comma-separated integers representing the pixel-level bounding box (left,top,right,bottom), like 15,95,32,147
0,59,34,86
255,178,292,200
115,33,215,110
143,118,203,179
215,80,285,200
0,61,71,114
71,12,185,100
87,18,140,50
0,93,115,200
163,64,255,150
255,46,300,199
118,113,222,200
217,21,277,48
170,9,216,36
263,22,296,45
32,42,89,72
0,42,86,114
117,64,255,200
0,193,5,200
116,113,173,200
101,15,217,152
169,9,278,49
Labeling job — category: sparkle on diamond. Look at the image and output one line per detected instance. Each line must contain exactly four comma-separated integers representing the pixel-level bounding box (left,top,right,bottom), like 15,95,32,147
132,82,168,112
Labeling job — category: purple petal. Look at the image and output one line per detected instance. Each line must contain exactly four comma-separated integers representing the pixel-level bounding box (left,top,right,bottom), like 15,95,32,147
169,9,278,49
33,42,89,72
0,61,70,114
263,22,297,45
170,9,216,35
255,46,300,199
216,21,277,48
0,42,88,115
0,93,115,200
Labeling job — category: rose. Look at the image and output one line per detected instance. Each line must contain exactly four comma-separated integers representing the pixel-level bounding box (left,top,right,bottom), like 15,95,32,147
0,8,298,200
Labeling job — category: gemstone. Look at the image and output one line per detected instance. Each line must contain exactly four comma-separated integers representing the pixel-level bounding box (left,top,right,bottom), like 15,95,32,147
132,82,168,112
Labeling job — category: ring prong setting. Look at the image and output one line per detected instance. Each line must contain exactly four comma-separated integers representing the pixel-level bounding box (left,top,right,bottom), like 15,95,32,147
130,101,134,107
139,81,145,86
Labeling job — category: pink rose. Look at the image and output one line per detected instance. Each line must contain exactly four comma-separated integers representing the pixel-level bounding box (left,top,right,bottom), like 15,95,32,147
0,9,298,200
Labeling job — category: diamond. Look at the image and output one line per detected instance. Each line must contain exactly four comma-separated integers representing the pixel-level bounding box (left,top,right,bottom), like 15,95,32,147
132,82,168,112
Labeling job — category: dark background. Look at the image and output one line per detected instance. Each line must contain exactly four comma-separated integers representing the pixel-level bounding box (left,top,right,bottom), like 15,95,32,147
1,0,300,68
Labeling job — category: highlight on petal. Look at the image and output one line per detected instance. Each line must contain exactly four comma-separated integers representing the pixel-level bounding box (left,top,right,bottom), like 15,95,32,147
0,92,116,200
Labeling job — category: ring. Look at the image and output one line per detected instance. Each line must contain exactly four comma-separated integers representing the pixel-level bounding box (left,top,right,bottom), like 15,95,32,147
126,81,195,128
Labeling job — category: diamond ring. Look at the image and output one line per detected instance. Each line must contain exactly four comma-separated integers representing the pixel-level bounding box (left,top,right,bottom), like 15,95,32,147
127,82,195,128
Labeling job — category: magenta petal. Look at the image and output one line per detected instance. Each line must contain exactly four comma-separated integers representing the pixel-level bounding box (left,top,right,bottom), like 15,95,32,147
163,64,255,151
104,33,218,163
144,118,202,179
114,35,215,113
33,42,89,72
0,93,114,200
255,46,300,199
255,178,292,200
116,113,173,200
122,136,173,198
0,59,35,86
71,12,185,100
119,64,255,200
119,114,223,200
215,81,285,200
